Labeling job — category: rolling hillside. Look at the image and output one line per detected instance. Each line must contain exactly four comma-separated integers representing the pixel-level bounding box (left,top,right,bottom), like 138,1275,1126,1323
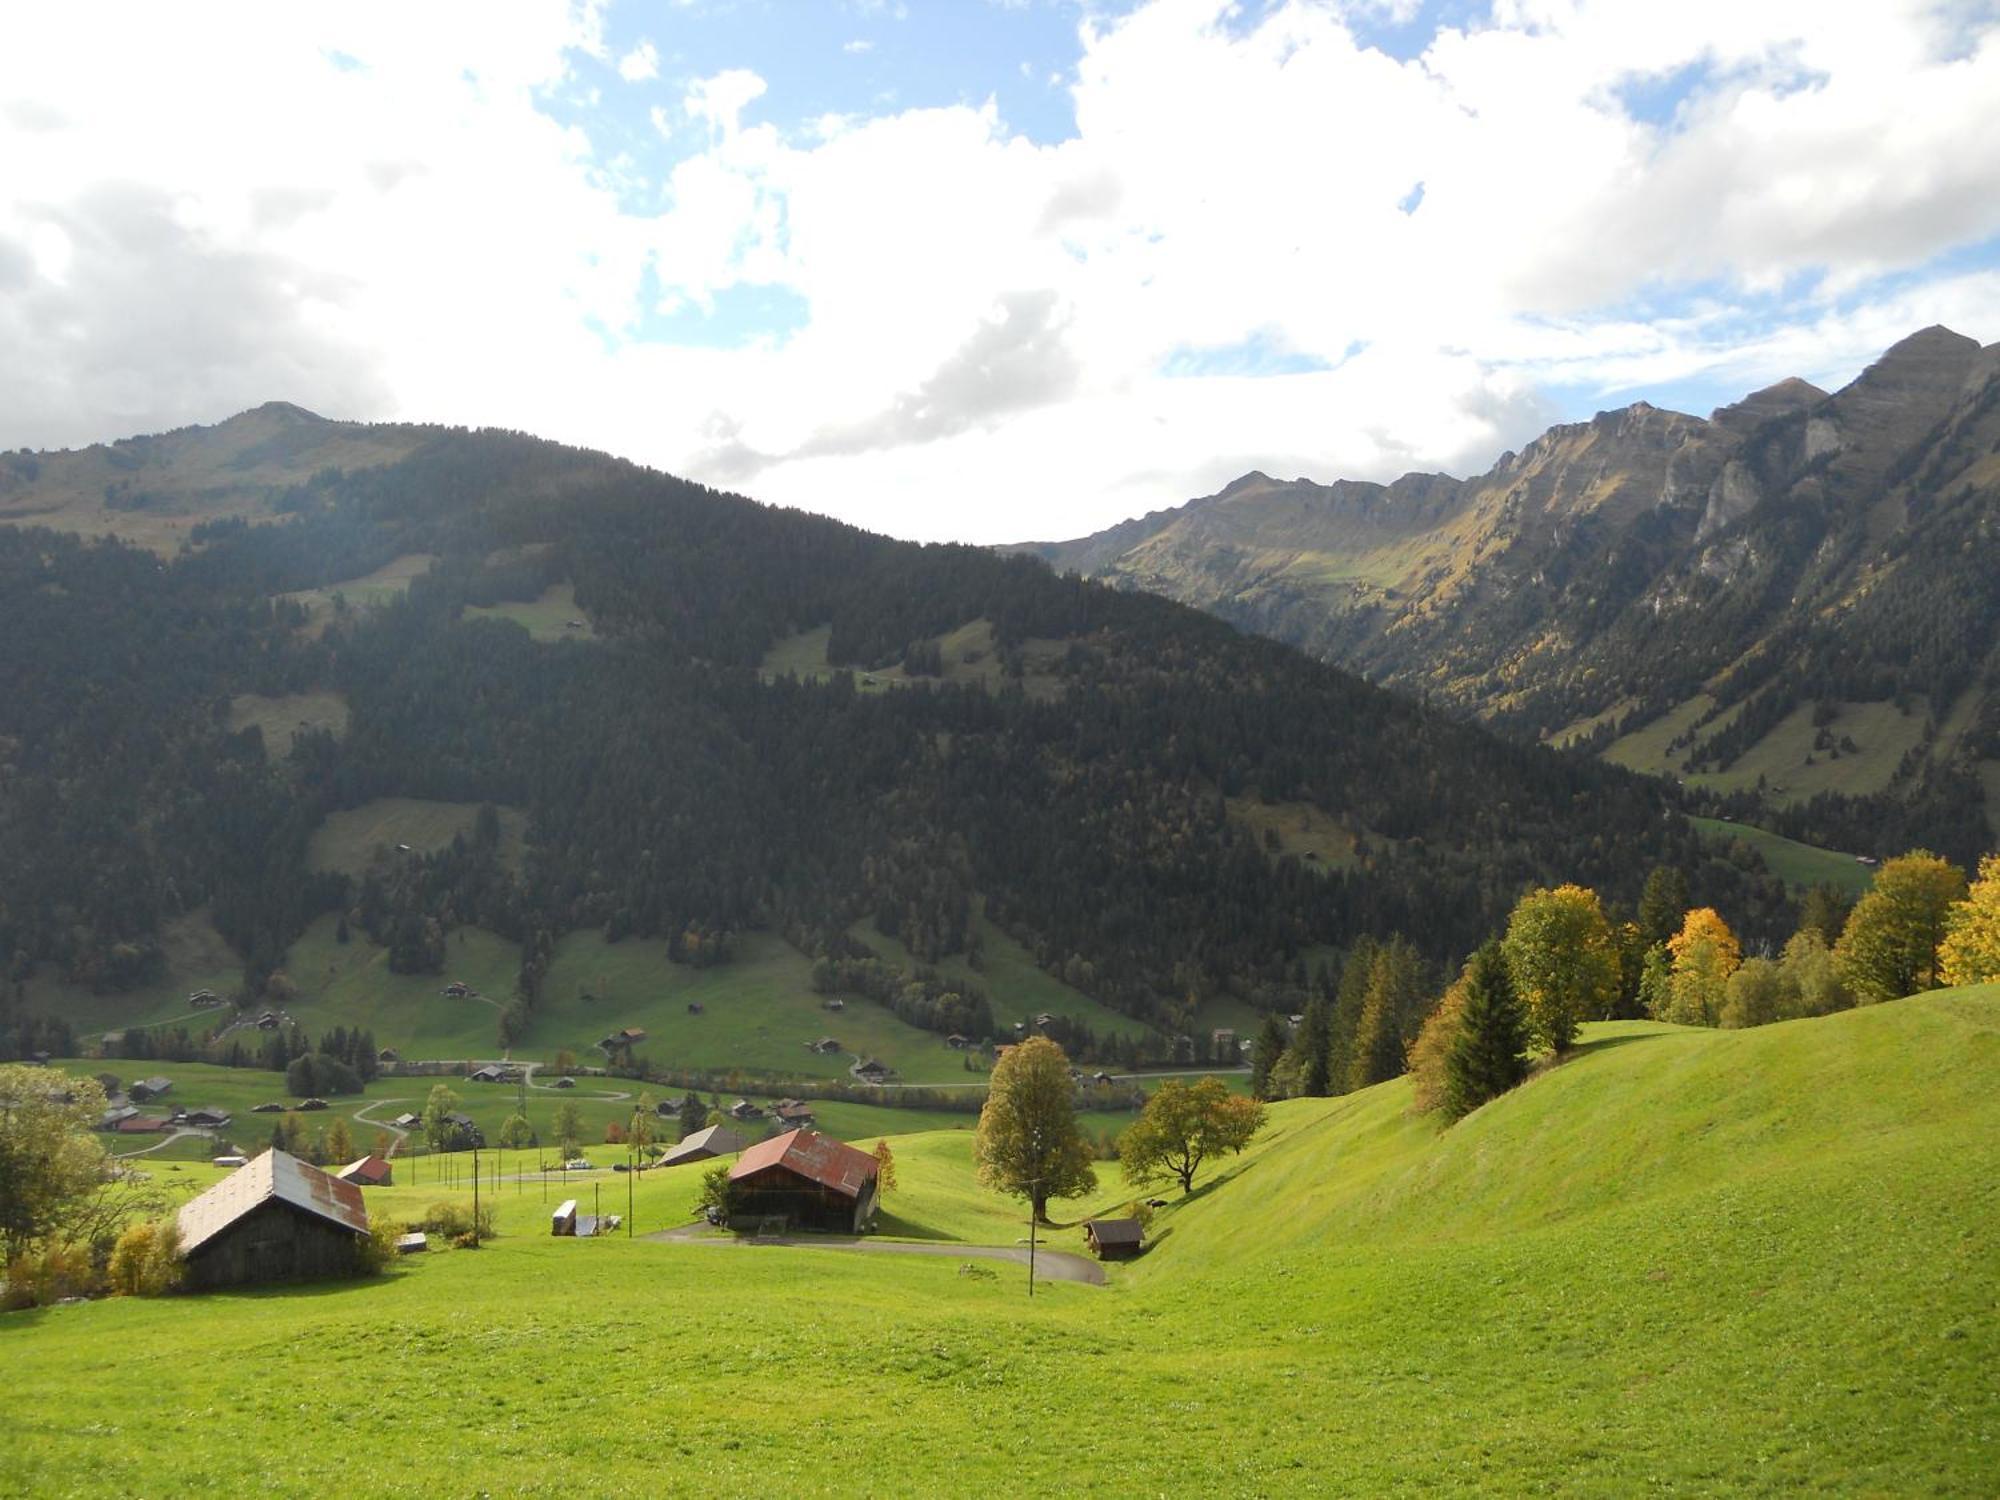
1025,326,2000,860
1,406,1790,1074
8,988,1994,1493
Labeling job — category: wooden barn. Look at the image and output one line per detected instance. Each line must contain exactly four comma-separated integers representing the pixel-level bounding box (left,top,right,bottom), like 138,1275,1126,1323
727,1129,879,1233
176,1150,373,1290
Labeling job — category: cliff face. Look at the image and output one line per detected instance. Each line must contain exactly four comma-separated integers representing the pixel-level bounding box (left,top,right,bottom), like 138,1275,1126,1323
1019,327,2000,846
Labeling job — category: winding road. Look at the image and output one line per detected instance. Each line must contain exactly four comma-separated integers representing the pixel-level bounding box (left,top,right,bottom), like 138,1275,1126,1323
646,1222,1107,1285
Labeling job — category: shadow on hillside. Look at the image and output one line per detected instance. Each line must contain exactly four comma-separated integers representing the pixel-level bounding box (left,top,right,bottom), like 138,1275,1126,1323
871,1209,959,1242
1565,1030,1674,1060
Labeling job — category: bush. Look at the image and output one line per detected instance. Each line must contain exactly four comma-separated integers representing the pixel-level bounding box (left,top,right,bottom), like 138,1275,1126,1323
107,1220,183,1297
355,1219,401,1275
418,1200,494,1243
3,1244,101,1309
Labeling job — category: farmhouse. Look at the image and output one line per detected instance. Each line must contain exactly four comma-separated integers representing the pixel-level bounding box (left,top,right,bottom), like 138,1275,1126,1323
129,1077,173,1102
336,1155,394,1187
728,1129,880,1233
727,1099,764,1121
443,1112,485,1148
176,1150,372,1290
853,1058,890,1083
944,1033,969,1049
660,1125,745,1167
551,1076,576,1089
654,1097,681,1117
1084,1218,1145,1260
389,1112,421,1130
185,1106,233,1128
822,997,845,1012
809,1037,842,1055
98,1105,141,1131
772,1099,817,1127
469,1065,506,1083
117,1115,171,1134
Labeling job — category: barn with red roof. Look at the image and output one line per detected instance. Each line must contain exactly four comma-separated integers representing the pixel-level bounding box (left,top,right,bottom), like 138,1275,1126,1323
726,1128,880,1233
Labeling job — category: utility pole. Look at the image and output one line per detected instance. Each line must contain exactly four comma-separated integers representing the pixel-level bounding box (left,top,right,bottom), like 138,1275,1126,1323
472,1144,481,1246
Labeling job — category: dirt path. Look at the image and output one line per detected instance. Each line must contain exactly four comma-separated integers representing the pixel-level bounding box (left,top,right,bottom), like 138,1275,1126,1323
113,1126,205,1159
646,1222,1106,1285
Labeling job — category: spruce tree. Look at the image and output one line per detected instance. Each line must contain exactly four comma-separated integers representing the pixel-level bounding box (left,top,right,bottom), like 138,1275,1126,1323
1638,866,1690,949
1444,943,1528,1121
1327,936,1376,1091
1298,997,1333,1096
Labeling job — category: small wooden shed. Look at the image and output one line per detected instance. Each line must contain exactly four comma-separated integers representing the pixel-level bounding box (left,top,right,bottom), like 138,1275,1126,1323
551,1199,579,1236
1084,1218,1145,1260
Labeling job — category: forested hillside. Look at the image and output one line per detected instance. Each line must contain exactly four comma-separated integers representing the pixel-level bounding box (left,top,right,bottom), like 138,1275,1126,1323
0,407,1785,1055
1024,327,2000,865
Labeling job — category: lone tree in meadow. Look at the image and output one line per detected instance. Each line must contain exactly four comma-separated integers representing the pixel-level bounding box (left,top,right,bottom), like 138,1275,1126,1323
974,1036,1097,1224
1834,850,1968,1002
498,1113,533,1151
421,1083,461,1157
871,1139,899,1195
1118,1077,1265,1196
1501,884,1620,1053
552,1100,583,1157
1444,943,1529,1121
1940,854,2000,987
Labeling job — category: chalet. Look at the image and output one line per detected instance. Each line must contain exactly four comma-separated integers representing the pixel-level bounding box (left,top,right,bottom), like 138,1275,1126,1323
442,981,471,998
98,1105,141,1131
336,1155,394,1187
443,1112,484,1149
1084,1218,1145,1260
728,1129,880,1233
654,1097,682,1118
687,1002,704,1014
1034,1012,1059,1030
853,1058,890,1083
944,1034,970,1049
175,1150,372,1290
298,1097,329,1112
377,1048,400,1064
469,1065,506,1083
809,1037,842,1055
551,1076,576,1089
1091,1070,1115,1086
256,1012,280,1030
117,1115,171,1134
772,1099,817,1127
728,1099,764,1121
252,1102,285,1114
822,997,845,1012
129,1077,174,1103
187,988,221,1008
1212,1028,1237,1054
389,1112,421,1131
660,1125,745,1167
599,1027,648,1051
186,1107,233,1129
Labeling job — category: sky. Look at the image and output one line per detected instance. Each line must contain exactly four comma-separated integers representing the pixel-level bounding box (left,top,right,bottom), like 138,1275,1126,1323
4,0,2000,544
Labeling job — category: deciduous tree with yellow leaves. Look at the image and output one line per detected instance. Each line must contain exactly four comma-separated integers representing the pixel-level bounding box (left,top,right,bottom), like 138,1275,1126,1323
1940,854,2000,987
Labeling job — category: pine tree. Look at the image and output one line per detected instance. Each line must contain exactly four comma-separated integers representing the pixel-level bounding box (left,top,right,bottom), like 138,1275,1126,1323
1298,997,1333,1096
1327,936,1376,1090
1444,943,1528,1121
1248,1014,1289,1100
1638,866,1691,948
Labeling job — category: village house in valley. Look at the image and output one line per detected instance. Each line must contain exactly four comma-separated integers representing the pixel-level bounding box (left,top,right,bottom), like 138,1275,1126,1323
175,1150,373,1290
660,1124,746,1167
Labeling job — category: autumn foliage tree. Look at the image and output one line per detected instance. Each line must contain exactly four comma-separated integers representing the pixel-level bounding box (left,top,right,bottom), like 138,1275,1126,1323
1834,851,1968,1002
1655,908,1742,1027
871,1139,899,1195
974,1037,1096,1223
1117,1077,1265,1196
1939,853,2000,987
1501,884,1619,1053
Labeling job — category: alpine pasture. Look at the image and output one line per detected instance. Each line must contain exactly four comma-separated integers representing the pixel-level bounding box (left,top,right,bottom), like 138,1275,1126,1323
8,989,1996,1495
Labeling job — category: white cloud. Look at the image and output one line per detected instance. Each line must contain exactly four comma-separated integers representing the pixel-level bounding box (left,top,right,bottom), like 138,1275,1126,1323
843,39,874,55
683,67,768,138
617,39,659,82
1,0,1997,542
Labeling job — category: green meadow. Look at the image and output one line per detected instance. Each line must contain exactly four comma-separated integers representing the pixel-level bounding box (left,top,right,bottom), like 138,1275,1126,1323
12,987,1995,1495
1689,816,1877,897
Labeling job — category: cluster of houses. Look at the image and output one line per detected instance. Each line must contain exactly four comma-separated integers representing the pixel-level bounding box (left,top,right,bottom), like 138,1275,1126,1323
93,1075,237,1137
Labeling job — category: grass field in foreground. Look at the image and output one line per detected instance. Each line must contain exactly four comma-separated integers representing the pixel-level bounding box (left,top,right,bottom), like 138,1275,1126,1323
12,988,1995,1494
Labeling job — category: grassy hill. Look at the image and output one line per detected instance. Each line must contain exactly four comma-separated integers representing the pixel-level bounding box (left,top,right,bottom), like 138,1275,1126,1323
11,988,1994,1493
1689,816,1876,896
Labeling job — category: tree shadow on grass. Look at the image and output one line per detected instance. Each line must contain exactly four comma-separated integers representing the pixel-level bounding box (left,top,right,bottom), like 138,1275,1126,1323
870,1209,961,1243
1565,1029,1677,1060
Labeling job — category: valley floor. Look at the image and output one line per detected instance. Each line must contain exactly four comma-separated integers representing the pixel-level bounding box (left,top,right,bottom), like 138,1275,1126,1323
6,992,1997,1496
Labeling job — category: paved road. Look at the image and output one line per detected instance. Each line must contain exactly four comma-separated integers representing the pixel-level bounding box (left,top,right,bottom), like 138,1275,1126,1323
646,1222,1106,1285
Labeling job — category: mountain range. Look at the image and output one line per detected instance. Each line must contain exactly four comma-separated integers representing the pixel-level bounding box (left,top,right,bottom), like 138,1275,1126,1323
0,400,1782,1058
1022,327,2000,860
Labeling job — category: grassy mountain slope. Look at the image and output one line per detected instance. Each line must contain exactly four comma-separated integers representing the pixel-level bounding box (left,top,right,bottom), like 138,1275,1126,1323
1026,326,2000,860
10,988,1994,1493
